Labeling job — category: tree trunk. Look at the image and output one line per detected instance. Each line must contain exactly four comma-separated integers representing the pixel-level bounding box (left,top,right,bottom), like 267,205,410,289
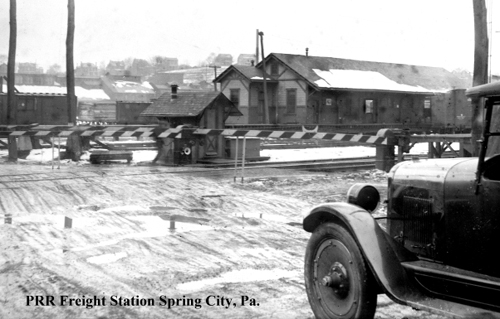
7,0,16,124
471,0,489,156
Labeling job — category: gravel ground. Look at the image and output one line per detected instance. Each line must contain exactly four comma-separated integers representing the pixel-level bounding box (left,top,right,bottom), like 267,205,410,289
0,160,449,319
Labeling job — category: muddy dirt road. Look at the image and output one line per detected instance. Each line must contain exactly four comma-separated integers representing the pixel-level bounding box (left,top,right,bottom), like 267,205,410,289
0,163,446,319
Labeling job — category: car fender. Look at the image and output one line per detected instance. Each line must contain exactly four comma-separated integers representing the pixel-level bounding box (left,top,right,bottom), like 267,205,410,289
303,202,422,304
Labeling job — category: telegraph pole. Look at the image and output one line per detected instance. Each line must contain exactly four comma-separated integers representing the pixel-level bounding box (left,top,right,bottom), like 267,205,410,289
208,64,221,91
66,0,75,125
255,29,260,64
259,31,269,124
7,0,16,124
471,0,489,156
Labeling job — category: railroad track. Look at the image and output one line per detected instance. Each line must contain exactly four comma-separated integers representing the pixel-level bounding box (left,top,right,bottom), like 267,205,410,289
0,157,376,185
201,156,376,172
0,151,463,184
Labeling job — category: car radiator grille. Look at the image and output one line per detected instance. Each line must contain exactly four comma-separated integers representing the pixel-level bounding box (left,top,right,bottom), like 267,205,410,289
402,196,434,248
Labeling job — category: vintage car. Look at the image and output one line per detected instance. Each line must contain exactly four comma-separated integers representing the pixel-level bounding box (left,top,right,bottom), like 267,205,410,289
302,81,500,319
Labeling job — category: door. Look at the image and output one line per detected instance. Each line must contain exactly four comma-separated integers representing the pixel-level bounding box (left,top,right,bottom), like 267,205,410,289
306,100,319,124
204,106,218,157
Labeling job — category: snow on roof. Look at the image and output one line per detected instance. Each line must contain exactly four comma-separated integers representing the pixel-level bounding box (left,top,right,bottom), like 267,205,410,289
1,84,110,100
250,76,272,80
141,81,153,89
112,80,154,94
313,69,433,93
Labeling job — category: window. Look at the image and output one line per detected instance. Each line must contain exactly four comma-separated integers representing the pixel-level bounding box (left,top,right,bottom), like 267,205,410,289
229,89,240,108
270,63,279,76
286,89,297,114
364,99,374,114
424,98,431,118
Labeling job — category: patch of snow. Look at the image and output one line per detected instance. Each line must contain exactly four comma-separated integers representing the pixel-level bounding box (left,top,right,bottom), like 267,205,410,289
142,81,153,89
313,69,433,93
1,84,110,100
177,268,298,292
87,252,128,264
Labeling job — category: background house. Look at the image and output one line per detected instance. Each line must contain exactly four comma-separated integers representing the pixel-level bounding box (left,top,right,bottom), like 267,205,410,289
153,57,179,73
75,63,100,77
101,75,155,102
18,62,43,74
237,54,257,66
106,60,127,76
130,59,154,77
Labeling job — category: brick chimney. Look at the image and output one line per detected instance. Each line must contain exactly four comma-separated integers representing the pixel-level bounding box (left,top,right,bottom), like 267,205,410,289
171,84,178,99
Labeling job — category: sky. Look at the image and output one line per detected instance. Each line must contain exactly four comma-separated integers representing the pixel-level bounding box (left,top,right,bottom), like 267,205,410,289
0,0,498,74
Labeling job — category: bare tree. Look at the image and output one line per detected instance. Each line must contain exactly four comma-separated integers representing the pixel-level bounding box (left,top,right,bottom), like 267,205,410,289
7,0,16,124
471,0,489,155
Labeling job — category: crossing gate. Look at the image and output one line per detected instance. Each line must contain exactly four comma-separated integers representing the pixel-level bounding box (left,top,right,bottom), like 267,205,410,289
0,125,395,145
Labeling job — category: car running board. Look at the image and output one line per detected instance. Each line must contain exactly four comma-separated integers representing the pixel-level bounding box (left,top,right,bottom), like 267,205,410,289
400,260,500,318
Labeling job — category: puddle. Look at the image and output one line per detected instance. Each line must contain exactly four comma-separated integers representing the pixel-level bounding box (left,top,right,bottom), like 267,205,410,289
86,252,128,264
128,216,213,233
9,214,97,228
177,268,298,292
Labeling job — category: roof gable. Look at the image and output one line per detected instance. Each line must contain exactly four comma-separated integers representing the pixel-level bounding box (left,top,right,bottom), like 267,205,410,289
214,65,264,83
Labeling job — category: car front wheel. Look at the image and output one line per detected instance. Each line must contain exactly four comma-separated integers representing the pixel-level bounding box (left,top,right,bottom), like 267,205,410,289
304,222,377,319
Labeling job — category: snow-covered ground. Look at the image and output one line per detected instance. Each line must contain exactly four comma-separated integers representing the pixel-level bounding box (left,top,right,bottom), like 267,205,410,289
0,143,436,165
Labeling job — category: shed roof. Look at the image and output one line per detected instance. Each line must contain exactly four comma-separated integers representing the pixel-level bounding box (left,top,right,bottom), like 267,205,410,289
264,53,469,92
141,91,241,117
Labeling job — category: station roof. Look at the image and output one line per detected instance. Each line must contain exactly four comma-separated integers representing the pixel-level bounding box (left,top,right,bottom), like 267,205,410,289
141,91,241,117
263,53,470,93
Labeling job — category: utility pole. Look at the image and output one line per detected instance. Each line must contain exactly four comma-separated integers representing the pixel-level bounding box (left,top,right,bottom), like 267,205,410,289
471,0,489,156
255,29,260,64
66,0,75,125
208,64,221,91
259,31,269,124
7,0,16,124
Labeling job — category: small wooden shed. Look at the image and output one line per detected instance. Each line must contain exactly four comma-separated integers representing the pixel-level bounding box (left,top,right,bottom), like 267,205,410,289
141,85,241,164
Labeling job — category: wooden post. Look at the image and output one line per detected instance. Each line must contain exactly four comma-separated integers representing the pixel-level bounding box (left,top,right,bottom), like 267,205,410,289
8,136,17,162
66,135,82,161
375,129,395,172
51,136,56,169
241,136,246,183
233,137,239,182
58,136,61,169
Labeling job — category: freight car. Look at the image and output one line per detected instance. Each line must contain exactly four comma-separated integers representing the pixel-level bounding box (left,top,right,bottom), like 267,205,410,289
0,92,76,125
76,99,156,125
